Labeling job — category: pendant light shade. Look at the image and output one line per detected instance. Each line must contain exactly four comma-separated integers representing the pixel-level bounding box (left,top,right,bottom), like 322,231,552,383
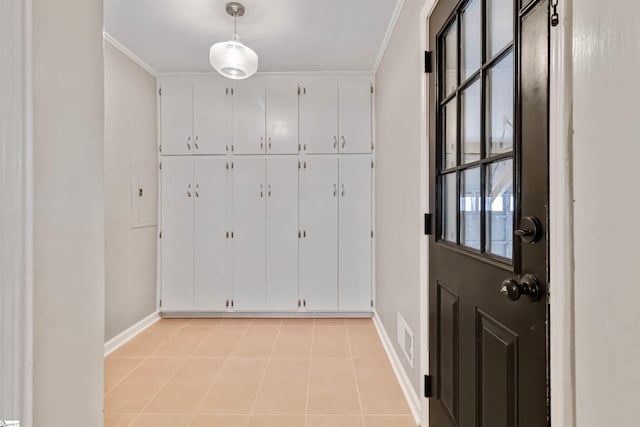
210,3,258,80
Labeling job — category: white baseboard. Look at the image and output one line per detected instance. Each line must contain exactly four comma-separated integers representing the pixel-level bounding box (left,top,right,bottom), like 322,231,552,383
104,311,160,357
373,311,422,426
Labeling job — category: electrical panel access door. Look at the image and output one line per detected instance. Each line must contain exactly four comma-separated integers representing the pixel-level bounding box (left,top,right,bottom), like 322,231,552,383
299,79,339,154
193,157,228,311
232,80,266,155
338,79,372,154
161,156,194,311
266,80,299,154
232,157,266,311
266,156,299,311
161,82,193,155
193,81,230,155
338,155,372,311
300,156,338,311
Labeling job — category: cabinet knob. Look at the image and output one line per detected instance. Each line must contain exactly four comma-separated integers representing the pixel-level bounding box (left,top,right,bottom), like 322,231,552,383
333,136,337,149
194,136,199,150
187,136,191,150
341,135,346,149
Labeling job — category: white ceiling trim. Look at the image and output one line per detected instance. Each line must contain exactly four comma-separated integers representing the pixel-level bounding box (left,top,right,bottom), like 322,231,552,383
103,32,158,77
372,0,406,74
157,70,374,77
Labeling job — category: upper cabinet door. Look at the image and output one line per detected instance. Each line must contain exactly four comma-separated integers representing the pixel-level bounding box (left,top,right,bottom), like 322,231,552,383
338,79,372,154
266,80,299,154
299,79,338,154
194,81,231,155
232,80,266,155
194,156,228,311
161,82,193,155
338,155,372,311
161,156,194,311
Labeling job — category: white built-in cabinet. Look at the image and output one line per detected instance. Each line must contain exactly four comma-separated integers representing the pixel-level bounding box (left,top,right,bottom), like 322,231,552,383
159,74,373,314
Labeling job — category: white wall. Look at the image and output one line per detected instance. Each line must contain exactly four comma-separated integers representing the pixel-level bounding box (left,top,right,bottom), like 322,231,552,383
572,1,640,425
32,0,105,425
104,40,158,342
374,0,424,395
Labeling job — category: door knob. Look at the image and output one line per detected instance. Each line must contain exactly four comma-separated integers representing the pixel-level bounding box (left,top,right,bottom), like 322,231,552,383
500,274,542,302
514,216,542,244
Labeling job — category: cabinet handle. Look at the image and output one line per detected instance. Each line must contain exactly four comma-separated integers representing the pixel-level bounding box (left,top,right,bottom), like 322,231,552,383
195,184,199,198
298,230,301,239
194,136,199,150
226,144,229,152
260,184,263,198
341,135,346,149
187,184,192,198
231,231,234,238
268,184,271,197
341,184,345,197
226,231,229,239
268,137,272,149
303,230,307,238
333,184,337,197
187,136,191,150
260,136,264,150
231,144,234,152
333,136,337,149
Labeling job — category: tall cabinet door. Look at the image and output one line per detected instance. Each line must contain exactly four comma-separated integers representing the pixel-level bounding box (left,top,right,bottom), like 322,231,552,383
266,157,299,311
338,79,372,154
161,156,194,311
266,80,299,154
232,157,266,311
338,155,372,311
194,157,228,311
299,79,338,154
300,156,338,311
161,82,193,155
194,81,230,155
232,80,266,155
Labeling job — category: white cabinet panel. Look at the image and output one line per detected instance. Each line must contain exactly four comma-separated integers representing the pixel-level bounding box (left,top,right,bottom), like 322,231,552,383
194,157,228,311
194,81,230,155
161,82,193,155
299,79,338,154
338,79,372,154
161,156,194,311
266,81,299,154
232,81,266,155
232,157,266,311
300,156,338,311
266,157,299,311
338,155,372,311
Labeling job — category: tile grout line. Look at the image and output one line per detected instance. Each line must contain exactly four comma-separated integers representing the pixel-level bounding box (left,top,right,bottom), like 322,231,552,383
126,319,228,427
304,321,316,427
345,322,367,427
104,319,192,398
243,320,284,427
186,319,256,427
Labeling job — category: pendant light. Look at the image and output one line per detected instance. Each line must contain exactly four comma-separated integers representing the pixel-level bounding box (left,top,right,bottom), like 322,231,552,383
209,2,258,80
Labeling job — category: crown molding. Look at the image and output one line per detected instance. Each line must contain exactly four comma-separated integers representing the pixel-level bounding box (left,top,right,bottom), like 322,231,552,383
372,0,406,74
103,32,158,77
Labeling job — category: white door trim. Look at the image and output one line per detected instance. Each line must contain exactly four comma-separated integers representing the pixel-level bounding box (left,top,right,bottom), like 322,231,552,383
418,0,576,426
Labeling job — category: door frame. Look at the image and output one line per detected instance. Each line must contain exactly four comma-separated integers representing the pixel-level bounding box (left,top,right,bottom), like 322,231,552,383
418,0,575,425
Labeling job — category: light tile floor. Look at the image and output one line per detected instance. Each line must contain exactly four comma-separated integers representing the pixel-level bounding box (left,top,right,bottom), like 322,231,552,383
104,318,416,427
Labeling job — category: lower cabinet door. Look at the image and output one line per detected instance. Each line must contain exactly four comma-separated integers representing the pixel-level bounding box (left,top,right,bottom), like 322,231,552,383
194,156,228,311
300,155,339,311
161,156,194,311
232,156,266,311
266,156,299,311
338,155,373,311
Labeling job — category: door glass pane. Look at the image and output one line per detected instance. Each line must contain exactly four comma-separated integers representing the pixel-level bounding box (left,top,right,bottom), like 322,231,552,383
444,22,458,96
460,168,481,250
486,160,514,258
444,99,457,169
487,53,514,156
487,0,514,58
461,0,481,80
461,80,481,164
442,173,457,243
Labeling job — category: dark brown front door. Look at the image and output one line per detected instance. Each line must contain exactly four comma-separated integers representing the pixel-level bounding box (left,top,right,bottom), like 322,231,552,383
428,0,550,426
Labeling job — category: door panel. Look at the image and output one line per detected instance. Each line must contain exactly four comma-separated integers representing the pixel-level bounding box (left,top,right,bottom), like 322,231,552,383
194,81,230,155
266,157,299,311
338,155,372,311
300,155,338,311
194,157,228,311
232,156,266,311
428,1,550,426
232,80,266,155
266,80,299,154
161,82,193,155
299,78,338,154
338,78,372,154
161,156,194,311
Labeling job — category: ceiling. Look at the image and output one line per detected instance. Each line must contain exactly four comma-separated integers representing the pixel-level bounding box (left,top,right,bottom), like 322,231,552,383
104,0,400,73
